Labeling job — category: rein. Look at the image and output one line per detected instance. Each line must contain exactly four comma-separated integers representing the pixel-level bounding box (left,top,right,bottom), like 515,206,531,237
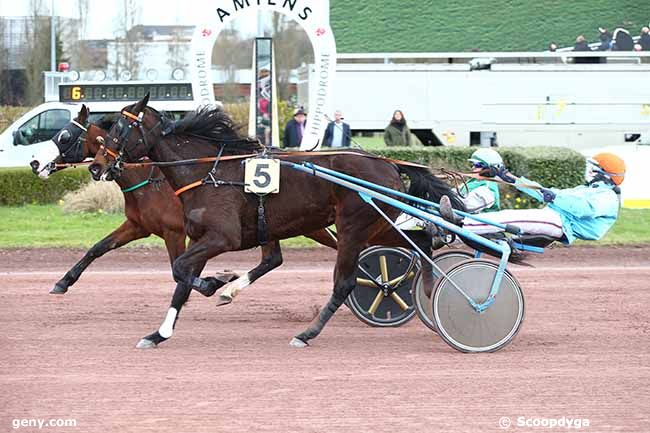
440,169,545,191
169,149,432,197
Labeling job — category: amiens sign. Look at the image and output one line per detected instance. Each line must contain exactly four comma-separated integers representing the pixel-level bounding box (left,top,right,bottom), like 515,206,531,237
191,0,336,150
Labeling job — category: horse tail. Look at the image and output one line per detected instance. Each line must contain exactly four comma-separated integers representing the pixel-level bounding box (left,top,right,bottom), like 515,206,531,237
397,164,466,212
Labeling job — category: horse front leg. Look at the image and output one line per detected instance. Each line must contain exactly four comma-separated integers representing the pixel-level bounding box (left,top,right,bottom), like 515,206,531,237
216,240,283,306
135,235,233,349
51,220,149,294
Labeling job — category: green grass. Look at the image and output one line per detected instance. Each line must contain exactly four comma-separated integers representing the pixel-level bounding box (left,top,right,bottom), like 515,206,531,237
0,205,647,249
0,205,320,249
331,1,649,52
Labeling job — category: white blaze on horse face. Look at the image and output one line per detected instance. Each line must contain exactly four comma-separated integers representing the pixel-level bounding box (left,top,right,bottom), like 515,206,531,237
158,307,178,338
31,141,60,179
220,274,251,299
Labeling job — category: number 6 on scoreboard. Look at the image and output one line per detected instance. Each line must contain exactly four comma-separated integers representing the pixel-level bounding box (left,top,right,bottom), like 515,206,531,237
244,158,280,194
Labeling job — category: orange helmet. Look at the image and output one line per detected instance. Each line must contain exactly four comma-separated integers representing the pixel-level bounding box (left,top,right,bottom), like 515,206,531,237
587,153,626,185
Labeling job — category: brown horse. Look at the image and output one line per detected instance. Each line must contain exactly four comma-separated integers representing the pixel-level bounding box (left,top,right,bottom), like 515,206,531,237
89,95,464,349
31,105,336,297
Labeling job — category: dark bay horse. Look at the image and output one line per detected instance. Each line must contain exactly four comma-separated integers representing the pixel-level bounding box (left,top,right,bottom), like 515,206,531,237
31,105,336,298
89,95,464,349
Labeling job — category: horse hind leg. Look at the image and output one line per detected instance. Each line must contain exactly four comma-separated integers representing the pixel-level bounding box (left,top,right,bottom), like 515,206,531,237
216,240,283,306
291,230,365,348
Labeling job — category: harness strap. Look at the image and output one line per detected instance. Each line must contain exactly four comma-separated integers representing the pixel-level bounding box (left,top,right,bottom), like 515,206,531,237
257,195,269,246
70,120,88,132
121,180,150,193
99,144,120,159
175,180,204,196
121,110,141,122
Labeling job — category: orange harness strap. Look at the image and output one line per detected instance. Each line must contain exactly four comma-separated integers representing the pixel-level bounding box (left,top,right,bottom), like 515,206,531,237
99,144,120,159
174,180,205,196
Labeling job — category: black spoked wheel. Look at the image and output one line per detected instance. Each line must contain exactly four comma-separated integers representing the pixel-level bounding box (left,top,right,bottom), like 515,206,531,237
412,250,475,332
347,246,420,327
432,259,525,353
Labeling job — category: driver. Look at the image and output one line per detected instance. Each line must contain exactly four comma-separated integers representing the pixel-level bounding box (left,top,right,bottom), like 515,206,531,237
438,152,625,244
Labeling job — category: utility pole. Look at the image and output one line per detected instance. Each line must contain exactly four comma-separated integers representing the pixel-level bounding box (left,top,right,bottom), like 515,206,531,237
50,0,56,71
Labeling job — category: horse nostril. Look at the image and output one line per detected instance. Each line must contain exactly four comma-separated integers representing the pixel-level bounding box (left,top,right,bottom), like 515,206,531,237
30,160,39,173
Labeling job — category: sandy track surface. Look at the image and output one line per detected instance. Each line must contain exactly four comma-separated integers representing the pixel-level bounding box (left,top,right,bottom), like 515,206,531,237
1,246,649,432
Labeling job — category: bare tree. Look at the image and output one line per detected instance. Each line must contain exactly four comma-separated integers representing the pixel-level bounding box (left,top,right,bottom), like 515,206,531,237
23,0,51,105
167,29,186,76
212,25,252,102
112,0,141,79
270,14,313,100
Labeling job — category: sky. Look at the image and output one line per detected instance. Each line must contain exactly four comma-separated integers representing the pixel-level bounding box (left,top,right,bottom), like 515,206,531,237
0,0,260,39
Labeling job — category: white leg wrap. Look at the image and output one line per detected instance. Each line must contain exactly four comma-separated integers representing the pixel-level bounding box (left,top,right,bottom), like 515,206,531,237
158,308,178,338
220,274,251,299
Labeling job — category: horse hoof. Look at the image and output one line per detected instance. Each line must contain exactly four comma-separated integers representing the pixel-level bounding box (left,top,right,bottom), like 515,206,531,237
135,338,157,349
289,337,309,348
215,271,239,284
50,284,68,294
215,294,233,307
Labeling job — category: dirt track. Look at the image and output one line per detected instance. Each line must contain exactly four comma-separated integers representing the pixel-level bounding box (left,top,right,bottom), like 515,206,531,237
1,246,649,433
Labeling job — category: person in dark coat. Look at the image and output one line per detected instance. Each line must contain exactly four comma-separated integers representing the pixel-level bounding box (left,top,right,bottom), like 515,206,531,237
383,110,413,146
613,28,634,51
573,35,597,64
597,28,613,51
322,110,351,148
640,26,650,51
283,107,307,148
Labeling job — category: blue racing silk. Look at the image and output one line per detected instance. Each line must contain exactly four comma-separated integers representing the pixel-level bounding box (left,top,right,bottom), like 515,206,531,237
515,177,619,244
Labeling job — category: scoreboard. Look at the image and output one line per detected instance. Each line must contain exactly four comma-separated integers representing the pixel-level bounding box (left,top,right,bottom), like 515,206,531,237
59,83,194,102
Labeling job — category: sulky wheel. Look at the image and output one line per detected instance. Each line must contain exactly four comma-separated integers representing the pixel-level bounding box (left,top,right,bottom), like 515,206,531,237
413,250,475,332
432,259,525,353
347,246,420,327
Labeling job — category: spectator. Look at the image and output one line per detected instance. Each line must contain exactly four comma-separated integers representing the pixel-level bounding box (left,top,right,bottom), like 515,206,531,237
573,35,596,64
322,110,351,148
383,110,413,146
640,26,650,51
283,107,307,148
573,35,591,51
598,27,613,51
548,41,558,52
613,28,634,51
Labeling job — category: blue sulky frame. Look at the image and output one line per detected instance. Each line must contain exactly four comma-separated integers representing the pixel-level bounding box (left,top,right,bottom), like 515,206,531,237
283,161,534,314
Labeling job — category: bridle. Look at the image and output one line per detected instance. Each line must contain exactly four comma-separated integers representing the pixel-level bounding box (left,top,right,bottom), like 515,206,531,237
102,109,162,175
56,119,88,163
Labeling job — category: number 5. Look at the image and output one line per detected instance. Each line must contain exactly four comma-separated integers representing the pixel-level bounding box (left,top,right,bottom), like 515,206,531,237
253,163,271,188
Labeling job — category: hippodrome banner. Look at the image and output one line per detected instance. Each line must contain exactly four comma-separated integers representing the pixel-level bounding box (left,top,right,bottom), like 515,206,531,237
191,0,337,150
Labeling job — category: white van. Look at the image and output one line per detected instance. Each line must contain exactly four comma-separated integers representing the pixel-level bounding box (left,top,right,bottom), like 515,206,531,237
0,81,201,168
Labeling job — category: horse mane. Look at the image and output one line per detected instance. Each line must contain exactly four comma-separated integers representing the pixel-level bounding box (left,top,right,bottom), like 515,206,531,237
164,105,262,153
92,113,120,131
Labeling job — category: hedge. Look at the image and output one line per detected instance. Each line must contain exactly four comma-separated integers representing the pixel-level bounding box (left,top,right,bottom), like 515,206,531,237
0,147,584,207
373,146,585,189
373,146,585,209
0,167,92,206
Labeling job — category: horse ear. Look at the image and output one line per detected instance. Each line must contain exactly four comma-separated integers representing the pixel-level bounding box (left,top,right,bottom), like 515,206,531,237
132,92,150,114
79,104,89,121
